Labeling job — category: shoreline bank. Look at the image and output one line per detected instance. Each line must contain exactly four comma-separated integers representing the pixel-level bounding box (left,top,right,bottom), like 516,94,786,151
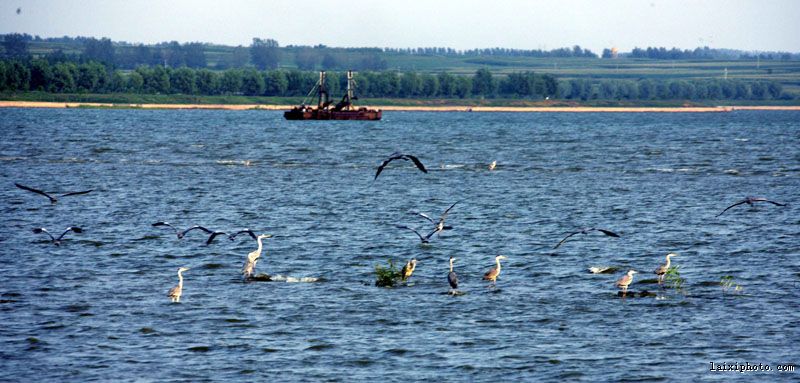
2,101,800,112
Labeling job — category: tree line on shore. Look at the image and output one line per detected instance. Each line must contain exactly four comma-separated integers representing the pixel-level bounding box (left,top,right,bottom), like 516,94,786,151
3,33,798,73
0,58,788,101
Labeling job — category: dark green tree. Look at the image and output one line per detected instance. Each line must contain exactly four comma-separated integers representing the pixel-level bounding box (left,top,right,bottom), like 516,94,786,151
195,69,219,95
437,72,456,97
264,70,289,96
170,67,197,94
50,62,76,92
220,69,243,94
127,71,144,92
472,68,495,97
29,58,52,91
250,38,280,70
183,42,207,68
240,68,265,96
399,72,422,97
2,33,29,59
82,38,115,65
454,76,471,98
420,73,439,97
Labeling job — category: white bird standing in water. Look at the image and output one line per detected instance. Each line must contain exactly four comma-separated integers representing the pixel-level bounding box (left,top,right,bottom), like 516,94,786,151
243,234,272,280
654,253,678,285
483,255,508,283
615,269,637,295
168,267,190,302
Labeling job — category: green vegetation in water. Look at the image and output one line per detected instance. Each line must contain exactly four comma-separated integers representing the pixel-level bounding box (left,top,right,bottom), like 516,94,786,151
664,266,686,294
720,276,744,295
375,260,402,287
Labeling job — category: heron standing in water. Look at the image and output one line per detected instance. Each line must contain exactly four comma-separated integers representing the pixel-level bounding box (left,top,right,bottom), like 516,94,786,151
447,257,458,293
400,259,417,282
483,255,508,283
168,267,190,302
243,234,272,280
654,253,678,285
615,269,637,296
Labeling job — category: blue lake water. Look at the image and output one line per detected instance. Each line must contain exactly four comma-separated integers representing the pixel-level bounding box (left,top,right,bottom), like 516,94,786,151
0,108,798,381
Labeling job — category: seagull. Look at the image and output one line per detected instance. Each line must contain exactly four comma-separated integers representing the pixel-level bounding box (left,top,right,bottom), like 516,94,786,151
411,200,460,236
396,225,436,243
32,227,82,246
553,227,620,249
374,152,428,180
15,183,93,204
716,196,786,217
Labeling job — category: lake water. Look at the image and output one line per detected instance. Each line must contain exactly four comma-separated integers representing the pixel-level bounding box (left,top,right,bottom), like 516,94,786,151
0,108,798,381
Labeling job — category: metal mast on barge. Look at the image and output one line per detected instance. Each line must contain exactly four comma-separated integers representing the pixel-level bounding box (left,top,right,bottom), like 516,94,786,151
284,70,382,120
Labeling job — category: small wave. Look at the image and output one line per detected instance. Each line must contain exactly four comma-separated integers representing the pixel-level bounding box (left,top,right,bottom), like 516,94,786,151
216,159,254,166
724,169,740,175
439,164,465,170
734,138,749,142
270,275,321,283
0,156,27,161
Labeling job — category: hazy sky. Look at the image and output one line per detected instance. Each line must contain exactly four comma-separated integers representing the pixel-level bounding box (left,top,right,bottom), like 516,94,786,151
2,0,799,53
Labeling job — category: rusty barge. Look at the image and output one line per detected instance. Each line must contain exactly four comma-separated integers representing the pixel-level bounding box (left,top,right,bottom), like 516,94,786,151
284,70,382,121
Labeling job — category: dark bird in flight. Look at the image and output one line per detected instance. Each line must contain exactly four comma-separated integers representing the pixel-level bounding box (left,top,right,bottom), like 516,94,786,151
553,227,620,249
152,222,219,241
15,183,93,204
204,231,230,246
32,227,82,246
374,152,427,180
716,196,786,217
16,7,22,15
229,229,257,241
396,225,437,243
412,200,460,236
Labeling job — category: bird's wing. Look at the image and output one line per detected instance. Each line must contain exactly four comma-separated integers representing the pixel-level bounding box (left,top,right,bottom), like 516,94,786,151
597,229,620,238
374,157,397,180
152,221,179,235
167,285,180,297
439,200,460,221
553,231,579,249
716,200,748,217
57,227,82,241
60,189,93,197
231,229,257,240
396,225,426,241
32,227,55,241
763,199,787,207
411,211,435,224
404,154,428,173
15,183,56,203
206,232,228,245
180,225,213,237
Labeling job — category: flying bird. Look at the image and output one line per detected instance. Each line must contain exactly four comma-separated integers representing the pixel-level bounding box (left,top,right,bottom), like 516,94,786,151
229,229,257,241
400,259,417,282
204,231,230,246
374,152,428,180
483,255,508,283
615,269,637,295
654,253,678,285
716,196,786,217
167,267,190,303
152,222,218,240
447,256,458,292
553,227,620,249
396,225,436,243
15,183,93,204
32,226,82,246
411,200,460,236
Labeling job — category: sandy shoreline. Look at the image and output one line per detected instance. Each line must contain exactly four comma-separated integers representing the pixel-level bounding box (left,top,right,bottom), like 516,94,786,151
1,101,799,112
